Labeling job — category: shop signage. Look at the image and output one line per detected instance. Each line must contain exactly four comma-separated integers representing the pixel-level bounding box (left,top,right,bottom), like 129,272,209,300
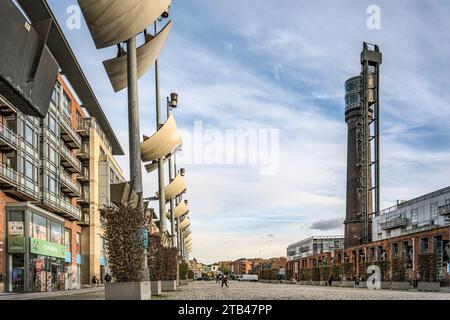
76,254,81,265
8,237,25,253
30,238,66,259
65,252,72,263
8,222,24,236
100,256,105,266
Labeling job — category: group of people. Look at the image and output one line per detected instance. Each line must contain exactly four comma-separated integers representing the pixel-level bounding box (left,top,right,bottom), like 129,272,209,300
90,274,112,287
216,273,229,288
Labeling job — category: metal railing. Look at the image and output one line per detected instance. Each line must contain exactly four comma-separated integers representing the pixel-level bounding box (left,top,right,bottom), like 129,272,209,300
77,144,89,158
60,170,82,195
381,218,408,230
60,198,82,220
0,162,18,185
0,123,18,147
60,116,82,147
439,204,450,216
60,144,82,172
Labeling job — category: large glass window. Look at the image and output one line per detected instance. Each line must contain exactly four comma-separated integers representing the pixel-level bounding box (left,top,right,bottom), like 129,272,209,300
421,237,429,253
24,160,33,180
25,124,34,145
50,221,63,245
32,214,47,241
76,233,81,255
48,115,57,135
65,229,71,252
430,202,439,218
411,208,418,224
48,145,57,164
48,175,57,194
62,93,72,120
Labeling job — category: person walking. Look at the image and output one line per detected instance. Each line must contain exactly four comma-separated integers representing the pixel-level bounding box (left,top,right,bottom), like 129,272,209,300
221,273,229,288
104,273,112,284
91,275,98,287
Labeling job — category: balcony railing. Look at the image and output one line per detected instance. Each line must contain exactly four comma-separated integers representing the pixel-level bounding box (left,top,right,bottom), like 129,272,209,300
381,218,408,230
439,204,450,216
77,144,89,160
60,144,82,173
60,116,82,148
0,123,18,148
76,119,90,137
79,210,90,226
60,170,82,195
0,162,18,186
60,198,82,220
77,188,90,204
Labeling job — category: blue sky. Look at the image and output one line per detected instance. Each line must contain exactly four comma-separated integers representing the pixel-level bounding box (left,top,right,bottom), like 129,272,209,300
47,0,450,264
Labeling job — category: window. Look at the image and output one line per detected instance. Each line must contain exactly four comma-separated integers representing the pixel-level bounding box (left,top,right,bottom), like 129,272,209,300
420,237,429,253
446,199,450,205
48,175,57,194
75,111,81,129
430,202,439,218
411,208,418,224
50,221,63,244
65,229,71,252
32,214,47,241
24,160,34,180
48,145,56,163
76,233,81,255
25,124,34,145
48,115,57,134
392,243,399,258
62,93,72,119
386,230,391,238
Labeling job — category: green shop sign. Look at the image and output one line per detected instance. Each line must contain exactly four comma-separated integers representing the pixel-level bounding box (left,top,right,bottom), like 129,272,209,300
30,238,66,259
8,237,25,253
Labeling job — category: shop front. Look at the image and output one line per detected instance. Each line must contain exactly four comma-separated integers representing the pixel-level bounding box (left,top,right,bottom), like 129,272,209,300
4,203,68,293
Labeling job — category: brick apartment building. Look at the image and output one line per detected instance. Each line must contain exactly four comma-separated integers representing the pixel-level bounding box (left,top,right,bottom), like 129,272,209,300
0,1,124,293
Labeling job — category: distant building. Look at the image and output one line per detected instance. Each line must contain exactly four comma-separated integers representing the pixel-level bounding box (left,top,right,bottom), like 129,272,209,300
231,258,252,276
287,236,344,262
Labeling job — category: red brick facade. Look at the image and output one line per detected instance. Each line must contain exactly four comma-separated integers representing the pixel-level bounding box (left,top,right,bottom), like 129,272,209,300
287,226,450,282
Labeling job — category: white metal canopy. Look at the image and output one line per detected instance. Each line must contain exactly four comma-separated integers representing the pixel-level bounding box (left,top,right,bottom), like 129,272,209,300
163,173,186,201
78,0,171,49
166,200,189,220
103,21,173,92
140,114,182,163
179,218,190,230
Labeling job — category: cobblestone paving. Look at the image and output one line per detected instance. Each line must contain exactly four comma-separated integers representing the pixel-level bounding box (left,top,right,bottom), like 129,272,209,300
37,281,450,300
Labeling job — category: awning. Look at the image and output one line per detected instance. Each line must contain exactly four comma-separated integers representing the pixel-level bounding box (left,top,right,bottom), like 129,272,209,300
103,21,173,92
141,114,182,163
185,234,192,243
183,228,191,237
179,218,190,230
78,0,171,49
166,200,189,220
164,173,186,201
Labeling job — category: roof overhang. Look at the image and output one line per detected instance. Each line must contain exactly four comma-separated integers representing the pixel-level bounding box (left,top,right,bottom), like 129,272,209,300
17,0,124,155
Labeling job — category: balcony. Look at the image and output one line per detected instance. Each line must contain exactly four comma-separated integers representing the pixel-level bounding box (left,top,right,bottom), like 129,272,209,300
77,167,89,184
0,162,18,187
41,189,80,221
77,119,90,138
439,204,450,216
77,188,90,205
78,210,90,226
0,96,16,116
60,170,82,196
60,198,82,221
0,123,17,151
60,144,82,173
60,116,82,149
381,218,408,230
76,144,89,160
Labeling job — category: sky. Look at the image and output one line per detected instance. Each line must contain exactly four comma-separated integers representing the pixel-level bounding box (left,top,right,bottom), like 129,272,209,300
46,0,450,264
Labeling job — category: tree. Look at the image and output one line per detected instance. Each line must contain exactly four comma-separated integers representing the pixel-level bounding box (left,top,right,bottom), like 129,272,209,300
103,204,145,283
418,253,438,282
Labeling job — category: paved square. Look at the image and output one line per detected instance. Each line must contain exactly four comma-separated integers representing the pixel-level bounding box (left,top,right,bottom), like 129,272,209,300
33,281,450,300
